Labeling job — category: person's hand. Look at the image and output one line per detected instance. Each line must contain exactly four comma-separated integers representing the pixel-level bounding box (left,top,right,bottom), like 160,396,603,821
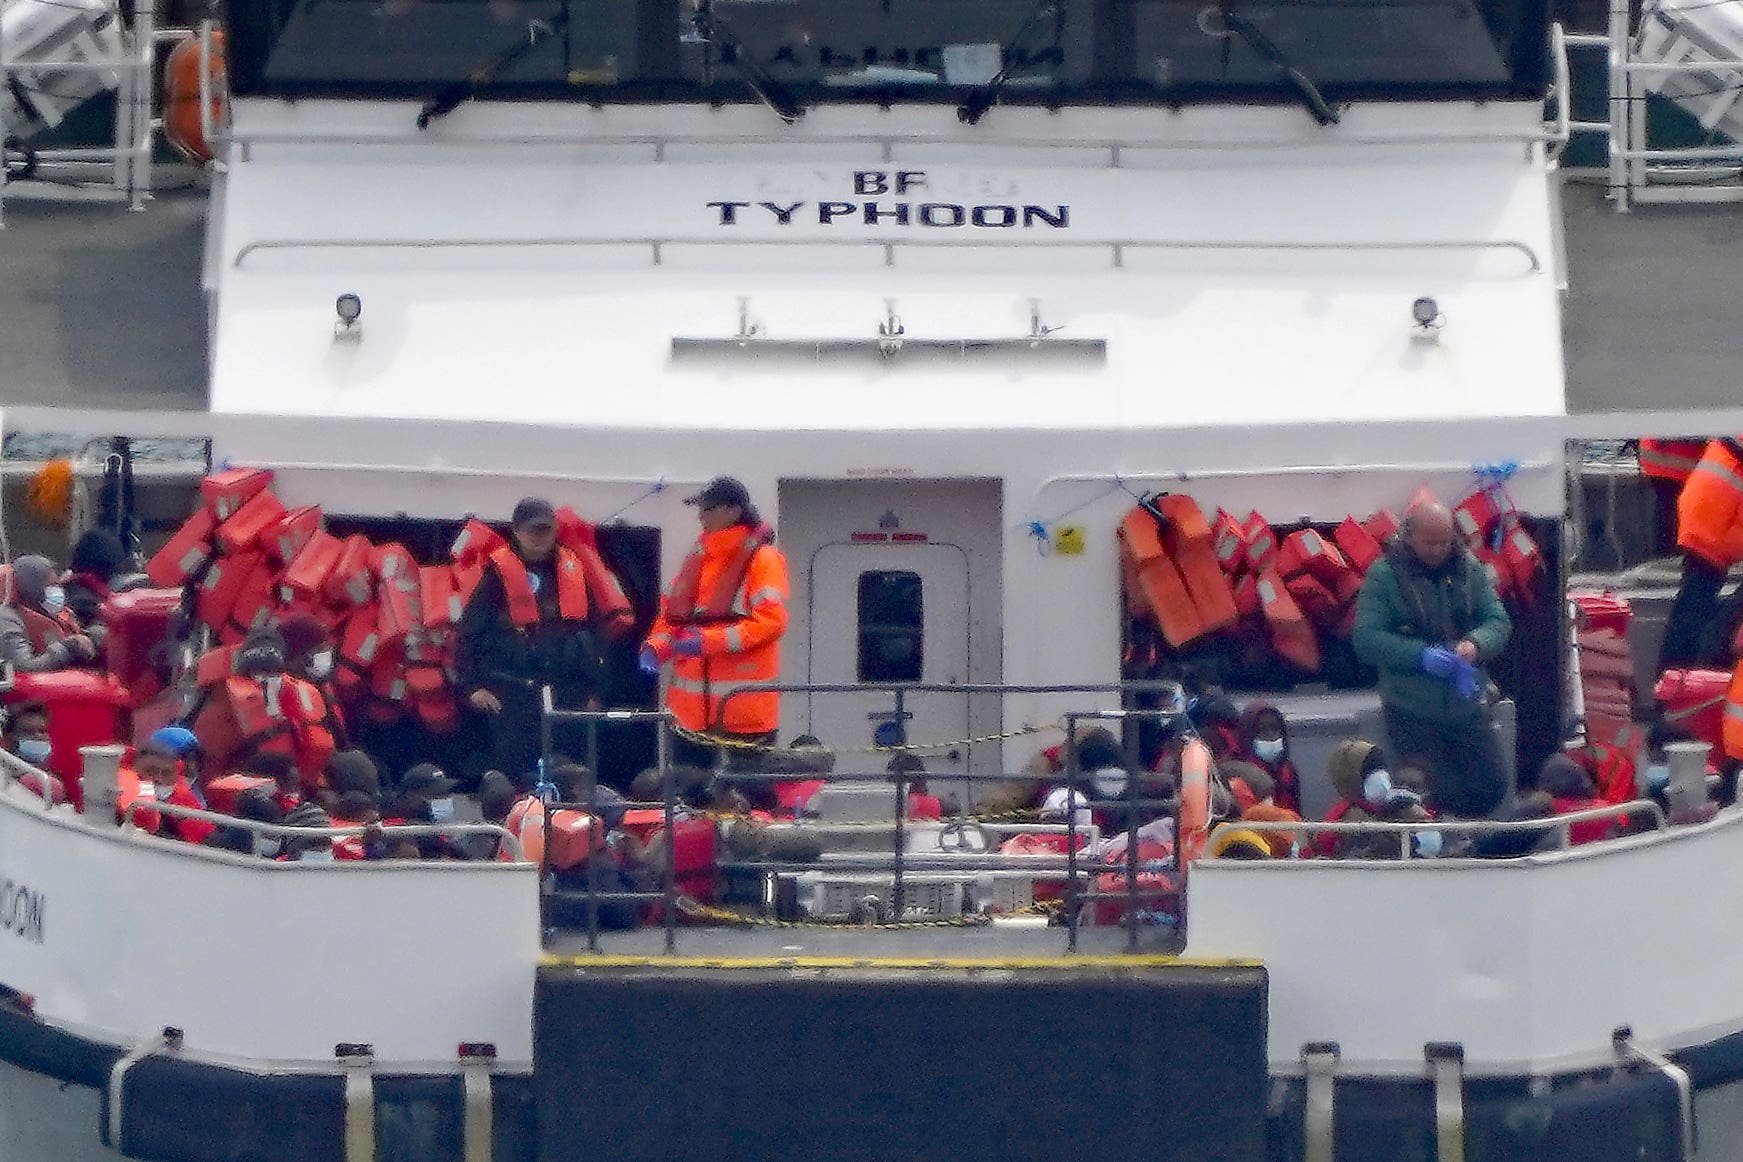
1452,659,1482,701
672,632,703,658
1419,645,1458,678
469,689,502,714
638,646,661,676
65,634,96,660
1454,640,1479,663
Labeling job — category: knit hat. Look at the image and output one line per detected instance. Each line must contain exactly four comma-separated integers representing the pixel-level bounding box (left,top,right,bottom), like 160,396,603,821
326,750,380,798
1209,828,1273,860
236,627,287,676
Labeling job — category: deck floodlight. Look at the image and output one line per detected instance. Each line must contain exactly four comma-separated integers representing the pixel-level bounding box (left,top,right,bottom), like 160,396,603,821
334,293,363,340
1411,296,1444,340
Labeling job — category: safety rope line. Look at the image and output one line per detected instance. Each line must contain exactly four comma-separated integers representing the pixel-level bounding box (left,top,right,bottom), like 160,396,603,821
671,718,1066,756
673,896,1060,931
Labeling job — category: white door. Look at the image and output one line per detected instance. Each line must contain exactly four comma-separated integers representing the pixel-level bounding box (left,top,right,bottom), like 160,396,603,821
806,541,971,775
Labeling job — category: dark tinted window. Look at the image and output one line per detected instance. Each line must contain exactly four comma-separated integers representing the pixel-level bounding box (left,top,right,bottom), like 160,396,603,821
857,570,922,683
226,0,1548,105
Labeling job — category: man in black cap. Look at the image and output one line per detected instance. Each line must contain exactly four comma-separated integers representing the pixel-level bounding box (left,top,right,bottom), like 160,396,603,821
458,497,612,787
642,476,789,785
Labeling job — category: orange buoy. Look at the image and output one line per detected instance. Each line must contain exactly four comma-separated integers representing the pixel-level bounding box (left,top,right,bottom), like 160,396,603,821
164,31,227,164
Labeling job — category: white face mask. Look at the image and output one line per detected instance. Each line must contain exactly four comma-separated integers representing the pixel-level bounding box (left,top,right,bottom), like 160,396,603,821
298,848,335,863
40,585,66,615
253,836,280,858
1253,737,1286,764
429,796,456,823
1363,769,1394,804
306,649,335,680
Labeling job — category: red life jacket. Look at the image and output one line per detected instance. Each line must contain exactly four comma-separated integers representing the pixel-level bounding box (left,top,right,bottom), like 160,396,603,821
489,545,613,628
663,524,776,626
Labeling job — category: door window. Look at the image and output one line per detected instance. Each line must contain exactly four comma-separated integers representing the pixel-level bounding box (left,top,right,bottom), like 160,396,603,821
857,570,923,683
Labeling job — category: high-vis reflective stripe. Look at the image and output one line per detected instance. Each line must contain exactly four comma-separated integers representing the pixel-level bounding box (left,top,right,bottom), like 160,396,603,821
1726,702,1743,722
670,674,709,695
724,626,744,652
1640,444,1702,479
748,586,782,608
1694,456,1743,495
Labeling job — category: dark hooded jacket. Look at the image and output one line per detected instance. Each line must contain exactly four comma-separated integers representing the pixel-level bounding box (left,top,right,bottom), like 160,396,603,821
1234,701,1301,814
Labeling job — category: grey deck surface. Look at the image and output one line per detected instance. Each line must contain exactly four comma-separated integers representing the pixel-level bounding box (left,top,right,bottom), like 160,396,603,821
0,167,1736,419
0,174,208,413
1563,179,1743,417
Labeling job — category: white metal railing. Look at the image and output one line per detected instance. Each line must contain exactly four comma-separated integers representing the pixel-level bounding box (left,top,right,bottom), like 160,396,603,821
1600,0,1743,209
121,798,528,863
1208,799,1667,860
0,0,167,224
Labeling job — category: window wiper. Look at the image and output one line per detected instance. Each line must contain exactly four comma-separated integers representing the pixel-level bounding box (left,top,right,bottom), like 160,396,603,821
957,0,1059,126
691,0,805,124
417,8,571,129
1208,2,1339,126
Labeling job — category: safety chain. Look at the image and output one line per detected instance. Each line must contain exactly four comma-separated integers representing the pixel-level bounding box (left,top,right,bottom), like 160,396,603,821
672,719,1066,757
674,896,1060,931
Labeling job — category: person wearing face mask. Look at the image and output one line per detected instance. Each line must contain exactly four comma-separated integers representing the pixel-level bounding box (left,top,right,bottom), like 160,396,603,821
1319,739,1436,859
0,556,98,673
1,700,65,803
1234,701,1301,814
278,613,350,752
119,729,214,841
190,626,337,793
1353,502,1513,819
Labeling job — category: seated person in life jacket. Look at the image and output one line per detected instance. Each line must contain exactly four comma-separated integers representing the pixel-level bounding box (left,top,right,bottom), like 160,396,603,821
125,727,215,843
458,498,614,788
1,699,63,802
278,613,349,752
1320,739,1437,860
207,786,287,858
1536,753,1616,847
1226,761,1302,857
63,528,144,631
0,556,98,672
384,763,461,859
193,626,336,790
1233,701,1302,815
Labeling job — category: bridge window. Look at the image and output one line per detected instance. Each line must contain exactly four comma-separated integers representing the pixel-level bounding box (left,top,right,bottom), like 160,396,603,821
857,570,923,683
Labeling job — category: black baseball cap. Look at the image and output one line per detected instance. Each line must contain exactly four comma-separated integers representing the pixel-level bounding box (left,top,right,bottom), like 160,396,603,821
400,763,458,796
684,477,751,511
511,497,557,530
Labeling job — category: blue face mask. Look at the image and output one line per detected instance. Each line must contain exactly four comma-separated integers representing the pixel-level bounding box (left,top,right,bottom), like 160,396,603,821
16,738,51,765
429,796,456,824
1643,764,1672,792
1253,737,1286,764
1414,829,1444,858
40,586,66,616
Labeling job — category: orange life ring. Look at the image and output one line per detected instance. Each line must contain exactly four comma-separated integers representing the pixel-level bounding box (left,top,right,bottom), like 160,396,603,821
1178,738,1212,864
164,31,227,164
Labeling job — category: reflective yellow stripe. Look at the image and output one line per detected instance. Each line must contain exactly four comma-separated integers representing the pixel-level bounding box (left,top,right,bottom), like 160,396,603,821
1694,455,1743,496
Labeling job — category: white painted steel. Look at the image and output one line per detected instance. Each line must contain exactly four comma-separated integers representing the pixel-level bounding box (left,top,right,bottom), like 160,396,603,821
0,778,540,1067
1187,806,1743,1076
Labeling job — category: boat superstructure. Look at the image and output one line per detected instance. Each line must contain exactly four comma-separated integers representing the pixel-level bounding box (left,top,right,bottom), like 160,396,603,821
6,0,1743,1158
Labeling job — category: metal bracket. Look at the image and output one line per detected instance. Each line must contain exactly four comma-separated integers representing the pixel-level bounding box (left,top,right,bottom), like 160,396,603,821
1302,1041,1340,1162
337,1043,377,1162
1426,1042,1466,1162
107,1027,183,1152
1613,1025,1695,1161
459,1043,497,1162
877,299,905,358
1027,299,1063,346
733,297,762,346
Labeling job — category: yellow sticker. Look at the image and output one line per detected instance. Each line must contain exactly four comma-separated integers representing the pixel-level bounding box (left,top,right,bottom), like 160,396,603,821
1054,525,1086,556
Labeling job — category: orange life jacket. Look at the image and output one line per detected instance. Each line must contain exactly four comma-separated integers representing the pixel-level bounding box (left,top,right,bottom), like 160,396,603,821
215,489,287,556
1724,661,1743,763
504,795,605,870
1177,739,1212,865
147,505,217,588
1149,495,1239,636
1257,569,1320,673
323,535,376,610
490,546,589,626
1639,438,1707,485
647,525,788,735
200,466,274,523
1334,516,1382,574
1679,439,1743,570
194,673,335,786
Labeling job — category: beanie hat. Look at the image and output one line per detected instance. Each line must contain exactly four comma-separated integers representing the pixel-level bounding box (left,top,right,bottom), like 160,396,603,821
278,613,329,662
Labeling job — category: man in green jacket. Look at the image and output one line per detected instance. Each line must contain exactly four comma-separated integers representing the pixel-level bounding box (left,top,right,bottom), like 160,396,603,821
1352,502,1513,817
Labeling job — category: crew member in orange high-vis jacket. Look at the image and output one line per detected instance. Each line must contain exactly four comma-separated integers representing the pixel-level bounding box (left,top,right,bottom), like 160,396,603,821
1662,438,1743,670
641,477,789,781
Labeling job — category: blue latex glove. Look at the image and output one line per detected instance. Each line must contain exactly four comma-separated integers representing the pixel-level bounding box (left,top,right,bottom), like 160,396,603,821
1451,658,1482,701
637,645,660,676
672,632,703,658
1419,645,1459,678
